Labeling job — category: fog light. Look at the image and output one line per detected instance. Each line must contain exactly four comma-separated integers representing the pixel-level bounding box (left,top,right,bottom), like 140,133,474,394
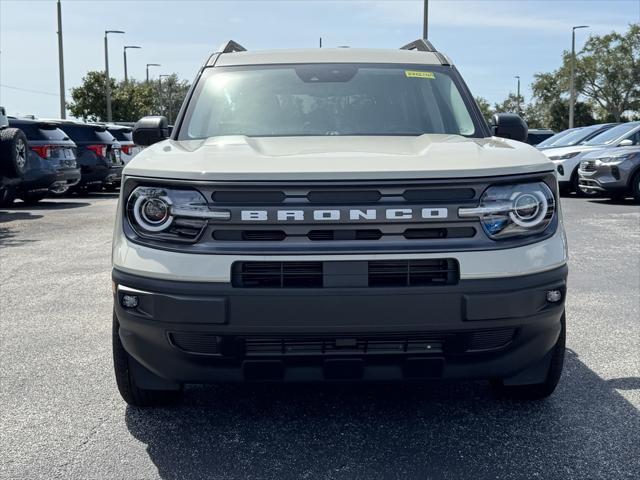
557,165,564,175
121,294,139,308
546,290,562,303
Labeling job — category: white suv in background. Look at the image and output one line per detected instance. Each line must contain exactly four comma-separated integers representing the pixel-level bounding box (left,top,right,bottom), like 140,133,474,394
543,122,640,194
111,40,568,407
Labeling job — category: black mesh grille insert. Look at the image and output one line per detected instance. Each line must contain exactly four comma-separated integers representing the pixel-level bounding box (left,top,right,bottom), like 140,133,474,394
404,227,476,239
233,260,458,288
170,333,219,355
232,261,323,288
368,259,459,287
467,329,515,352
307,229,383,241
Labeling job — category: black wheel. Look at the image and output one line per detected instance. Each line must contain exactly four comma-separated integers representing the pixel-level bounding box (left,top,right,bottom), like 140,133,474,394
19,192,47,205
492,313,566,400
0,128,29,178
113,311,182,407
631,171,640,202
0,187,16,207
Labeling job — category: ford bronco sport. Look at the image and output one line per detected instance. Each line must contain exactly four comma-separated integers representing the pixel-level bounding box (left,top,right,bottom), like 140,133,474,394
112,40,568,406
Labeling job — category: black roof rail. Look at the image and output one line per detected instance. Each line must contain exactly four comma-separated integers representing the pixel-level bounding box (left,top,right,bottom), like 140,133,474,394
216,40,247,54
400,39,437,52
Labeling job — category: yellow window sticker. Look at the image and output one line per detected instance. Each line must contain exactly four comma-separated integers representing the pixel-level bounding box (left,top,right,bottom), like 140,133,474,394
405,70,435,79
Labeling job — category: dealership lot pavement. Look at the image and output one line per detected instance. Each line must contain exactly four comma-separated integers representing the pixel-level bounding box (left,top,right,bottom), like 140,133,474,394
0,193,638,480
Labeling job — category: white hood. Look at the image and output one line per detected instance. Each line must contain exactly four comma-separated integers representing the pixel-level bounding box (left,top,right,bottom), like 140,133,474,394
124,134,554,181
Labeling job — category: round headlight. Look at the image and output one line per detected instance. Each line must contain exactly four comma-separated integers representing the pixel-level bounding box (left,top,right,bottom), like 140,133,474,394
132,192,173,232
458,181,556,240
509,191,548,227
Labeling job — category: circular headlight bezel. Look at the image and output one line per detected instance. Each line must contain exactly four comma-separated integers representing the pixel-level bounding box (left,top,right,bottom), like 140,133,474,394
130,189,174,233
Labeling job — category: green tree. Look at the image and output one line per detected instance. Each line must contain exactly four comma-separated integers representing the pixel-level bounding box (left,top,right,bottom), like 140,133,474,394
531,23,639,124
548,100,595,131
154,74,191,125
475,96,494,124
576,23,639,121
68,71,190,123
493,93,525,116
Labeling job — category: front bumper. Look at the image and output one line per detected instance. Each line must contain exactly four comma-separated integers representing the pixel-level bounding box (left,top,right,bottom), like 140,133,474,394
113,265,567,384
578,162,632,194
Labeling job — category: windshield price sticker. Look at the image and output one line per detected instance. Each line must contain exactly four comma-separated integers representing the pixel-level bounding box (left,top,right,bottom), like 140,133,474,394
405,70,435,79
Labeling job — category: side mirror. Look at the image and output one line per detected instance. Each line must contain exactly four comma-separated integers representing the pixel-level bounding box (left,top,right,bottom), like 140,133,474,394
619,139,633,147
133,116,169,146
491,113,528,143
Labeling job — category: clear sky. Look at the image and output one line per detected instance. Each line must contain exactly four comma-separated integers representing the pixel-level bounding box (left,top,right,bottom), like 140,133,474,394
0,0,638,118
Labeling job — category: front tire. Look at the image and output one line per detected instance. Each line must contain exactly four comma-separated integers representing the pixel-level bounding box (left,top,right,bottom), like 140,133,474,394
19,192,47,205
492,313,566,400
113,312,182,407
631,171,640,202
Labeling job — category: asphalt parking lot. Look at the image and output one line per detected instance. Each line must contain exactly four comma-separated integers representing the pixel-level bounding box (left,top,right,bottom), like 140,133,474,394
0,193,638,480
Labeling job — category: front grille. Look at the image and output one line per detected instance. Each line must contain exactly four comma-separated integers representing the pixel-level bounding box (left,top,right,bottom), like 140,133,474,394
232,261,323,288
167,330,516,356
368,259,458,287
244,335,444,356
212,227,475,242
232,259,459,288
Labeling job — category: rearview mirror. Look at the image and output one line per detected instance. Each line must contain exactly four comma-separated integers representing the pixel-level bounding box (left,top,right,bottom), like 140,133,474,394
619,139,633,147
491,113,528,143
133,116,169,146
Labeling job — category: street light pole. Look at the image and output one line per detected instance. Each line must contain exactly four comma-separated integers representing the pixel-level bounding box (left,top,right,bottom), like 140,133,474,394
146,63,161,83
515,75,521,115
569,25,589,129
104,29,125,122
56,0,66,119
423,0,429,40
123,45,141,83
159,74,171,123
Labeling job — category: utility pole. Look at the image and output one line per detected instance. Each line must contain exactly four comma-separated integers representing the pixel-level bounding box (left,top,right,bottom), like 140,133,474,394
124,45,141,83
146,63,161,83
569,25,589,129
423,0,429,40
104,29,125,122
159,74,170,122
56,0,66,118
319,37,322,48
515,75,521,115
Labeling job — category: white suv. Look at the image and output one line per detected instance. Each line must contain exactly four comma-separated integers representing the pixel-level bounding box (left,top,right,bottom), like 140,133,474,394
112,40,568,406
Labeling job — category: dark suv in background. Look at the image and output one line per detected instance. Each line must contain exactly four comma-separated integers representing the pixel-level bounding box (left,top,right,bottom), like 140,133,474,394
52,121,124,192
106,125,141,165
2,118,81,204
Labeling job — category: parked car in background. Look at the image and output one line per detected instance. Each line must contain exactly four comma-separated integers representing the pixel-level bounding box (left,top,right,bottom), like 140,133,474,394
0,106,29,206
526,129,555,146
1,118,81,204
579,146,640,201
51,120,124,192
106,125,142,165
537,123,617,151
542,122,640,194
535,127,581,150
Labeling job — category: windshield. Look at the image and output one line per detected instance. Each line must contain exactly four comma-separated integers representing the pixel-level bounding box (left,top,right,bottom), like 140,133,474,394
536,129,577,148
554,125,605,147
584,123,639,146
179,64,479,139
